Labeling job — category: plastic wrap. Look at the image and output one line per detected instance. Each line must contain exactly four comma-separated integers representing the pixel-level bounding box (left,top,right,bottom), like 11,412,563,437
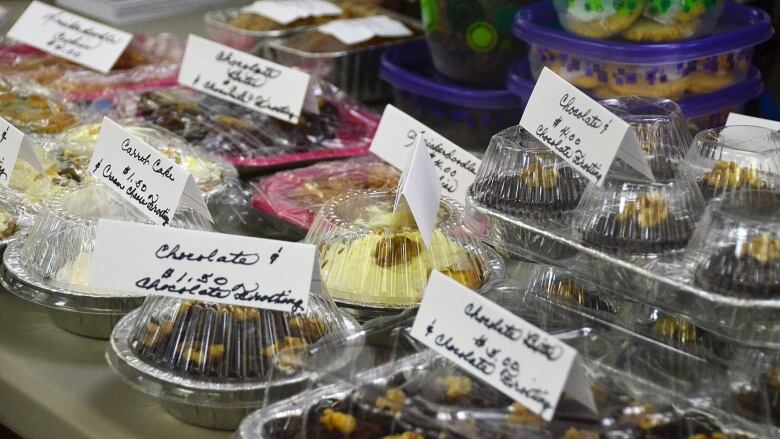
380,40,524,153
0,186,21,251
236,286,775,438
0,75,79,134
0,34,182,102
0,182,212,338
205,2,381,52
419,0,529,87
263,11,424,102
251,157,400,241
123,82,379,173
553,0,726,41
514,2,773,100
304,190,504,321
680,126,780,202
106,284,360,429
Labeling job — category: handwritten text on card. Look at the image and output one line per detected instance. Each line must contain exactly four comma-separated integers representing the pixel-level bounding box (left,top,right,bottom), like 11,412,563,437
520,68,653,184
90,220,314,312
370,105,480,204
411,272,589,420
178,35,310,124
7,1,133,74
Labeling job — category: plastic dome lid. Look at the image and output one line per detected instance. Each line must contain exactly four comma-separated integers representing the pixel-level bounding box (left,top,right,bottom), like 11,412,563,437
513,2,774,64
380,40,524,110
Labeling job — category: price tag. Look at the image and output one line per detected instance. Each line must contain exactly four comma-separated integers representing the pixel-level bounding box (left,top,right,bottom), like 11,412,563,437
0,116,44,186
7,1,132,74
89,219,314,313
370,105,480,204
242,0,343,25
319,15,412,45
726,113,780,131
394,135,442,247
178,34,310,124
520,68,653,185
411,271,596,421
87,117,212,226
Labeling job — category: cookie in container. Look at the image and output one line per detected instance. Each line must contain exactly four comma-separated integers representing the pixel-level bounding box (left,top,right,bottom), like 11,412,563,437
0,182,212,339
304,190,504,321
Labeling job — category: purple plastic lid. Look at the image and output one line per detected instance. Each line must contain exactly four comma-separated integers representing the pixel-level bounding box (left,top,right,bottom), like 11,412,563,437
506,60,764,119
379,40,524,110
513,1,774,64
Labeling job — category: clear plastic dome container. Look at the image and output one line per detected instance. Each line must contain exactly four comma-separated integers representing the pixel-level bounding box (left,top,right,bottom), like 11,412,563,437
574,165,706,256
0,182,212,338
304,190,503,320
467,125,589,260
680,125,780,201
106,286,360,429
687,189,780,299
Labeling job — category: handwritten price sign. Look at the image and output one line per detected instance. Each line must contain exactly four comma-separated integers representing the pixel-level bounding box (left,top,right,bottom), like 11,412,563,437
89,220,315,312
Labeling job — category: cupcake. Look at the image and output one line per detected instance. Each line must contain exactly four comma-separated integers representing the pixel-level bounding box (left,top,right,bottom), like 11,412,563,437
695,234,780,299
575,166,706,256
681,126,780,201
554,0,646,39
306,191,498,318
731,364,780,426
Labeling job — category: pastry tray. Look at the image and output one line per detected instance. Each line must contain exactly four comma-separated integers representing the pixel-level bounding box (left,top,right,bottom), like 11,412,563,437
465,193,780,349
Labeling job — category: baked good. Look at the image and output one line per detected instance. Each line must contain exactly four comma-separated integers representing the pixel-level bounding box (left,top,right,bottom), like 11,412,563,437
688,50,751,95
732,364,780,426
0,208,17,239
621,0,725,42
556,0,646,39
129,298,332,378
605,63,692,100
279,23,421,53
621,16,700,42
696,160,768,201
0,78,78,134
694,234,780,299
530,47,605,90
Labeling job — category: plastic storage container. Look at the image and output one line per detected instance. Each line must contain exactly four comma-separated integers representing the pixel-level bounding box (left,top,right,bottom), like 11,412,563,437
236,287,776,438
304,190,504,321
263,12,424,102
122,81,379,174
507,61,765,130
553,0,726,42
419,0,532,87
513,1,773,100
106,287,360,429
204,1,380,52
0,34,182,102
0,183,212,338
251,157,400,241
380,40,524,153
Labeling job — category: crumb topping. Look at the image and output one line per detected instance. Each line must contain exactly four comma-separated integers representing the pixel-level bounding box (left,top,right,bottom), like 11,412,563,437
508,403,545,427
376,388,406,413
435,375,473,400
616,194,670,228
518,162,558,188
740,235,780,264
159,146,183,165
689,434,729,439
703,160,765,190
653,316,698,343
383,433,423,439
320,408,357,434
261,336,307,357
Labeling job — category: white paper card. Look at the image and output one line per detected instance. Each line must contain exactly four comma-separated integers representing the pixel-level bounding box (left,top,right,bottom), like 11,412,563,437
89,219,314,313
87,117,212,226
319,15,412,45
242,0,342,25
394,135,442,247
726,113,780,131
178,35,310,124
520,68,654,185
7,1,132,74
370,105,480,204
410,271,595,421
0,116,44,186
